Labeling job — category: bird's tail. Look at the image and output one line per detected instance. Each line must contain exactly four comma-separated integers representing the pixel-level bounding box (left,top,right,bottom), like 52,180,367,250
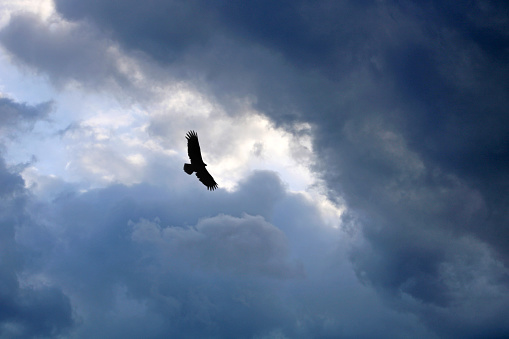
183,163,194,175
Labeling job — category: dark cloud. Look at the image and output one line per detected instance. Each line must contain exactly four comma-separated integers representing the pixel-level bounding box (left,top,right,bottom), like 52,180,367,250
0,13,147,98
54,0,218,62
0,157,74,338
131,213,303,279
0,97,53,138
19,170,435,338
1,0,509,337
0,96,73,337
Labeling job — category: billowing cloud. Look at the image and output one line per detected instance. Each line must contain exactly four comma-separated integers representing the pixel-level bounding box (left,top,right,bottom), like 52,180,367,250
0,11,157,102
12,170,434,338
0,0,508,338
0,100,73,337
131,213,303,279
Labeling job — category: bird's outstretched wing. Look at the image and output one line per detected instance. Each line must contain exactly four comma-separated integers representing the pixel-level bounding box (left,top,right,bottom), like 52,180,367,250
186,130,204,165
196,167,218,191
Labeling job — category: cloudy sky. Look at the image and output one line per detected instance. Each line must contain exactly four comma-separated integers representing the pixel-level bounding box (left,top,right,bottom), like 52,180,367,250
1,1,508,338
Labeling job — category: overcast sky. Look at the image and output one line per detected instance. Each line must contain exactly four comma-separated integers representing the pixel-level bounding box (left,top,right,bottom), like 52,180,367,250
1,1,508,338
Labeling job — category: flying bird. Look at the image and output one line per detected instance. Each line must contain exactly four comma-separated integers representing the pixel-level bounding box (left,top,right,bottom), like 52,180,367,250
183,130,218,190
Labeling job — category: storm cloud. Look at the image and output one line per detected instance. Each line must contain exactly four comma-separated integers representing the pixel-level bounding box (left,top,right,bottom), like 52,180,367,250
1,0,508,338
0,99,73,338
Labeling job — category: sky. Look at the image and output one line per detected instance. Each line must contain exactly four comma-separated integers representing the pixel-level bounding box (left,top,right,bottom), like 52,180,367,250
0,1,508,338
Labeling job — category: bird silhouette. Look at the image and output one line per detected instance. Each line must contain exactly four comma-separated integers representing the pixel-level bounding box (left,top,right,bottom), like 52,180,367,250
183,130,218,190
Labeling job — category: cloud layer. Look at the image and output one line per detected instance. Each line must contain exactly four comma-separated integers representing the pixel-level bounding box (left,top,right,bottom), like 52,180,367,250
0,100,73,338
1,1,508,338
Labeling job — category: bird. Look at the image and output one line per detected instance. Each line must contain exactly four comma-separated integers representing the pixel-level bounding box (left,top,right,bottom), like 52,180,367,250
183,130,218,190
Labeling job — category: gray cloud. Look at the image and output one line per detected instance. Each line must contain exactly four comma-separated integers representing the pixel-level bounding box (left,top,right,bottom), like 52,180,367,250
1,0,509,337
0,97,53,138
0,96,73,338
18,170,435,338
131,213,303,279
0,159,73,338
0,13,152,100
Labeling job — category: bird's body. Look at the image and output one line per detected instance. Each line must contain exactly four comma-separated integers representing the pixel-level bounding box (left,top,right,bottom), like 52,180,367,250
184,130,218,190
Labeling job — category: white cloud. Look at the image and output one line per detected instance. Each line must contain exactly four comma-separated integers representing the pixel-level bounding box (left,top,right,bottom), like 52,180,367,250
0,0,54,28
